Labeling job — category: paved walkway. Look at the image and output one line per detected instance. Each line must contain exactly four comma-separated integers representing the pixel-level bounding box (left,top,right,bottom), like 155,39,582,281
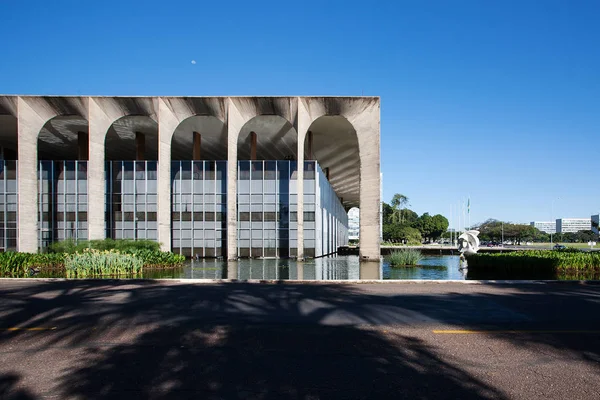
1,280,599,399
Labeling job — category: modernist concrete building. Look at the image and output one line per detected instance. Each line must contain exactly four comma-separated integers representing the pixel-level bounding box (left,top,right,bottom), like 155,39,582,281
530,221,557,234
0,96,381,260
592,214,599,235
556,218,592,233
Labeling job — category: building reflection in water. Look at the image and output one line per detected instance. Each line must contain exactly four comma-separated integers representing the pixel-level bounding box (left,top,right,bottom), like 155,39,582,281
183,256,383,281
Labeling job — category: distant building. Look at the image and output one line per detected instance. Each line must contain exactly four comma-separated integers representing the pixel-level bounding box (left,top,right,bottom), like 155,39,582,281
556,218,591,233
348,208,360,241
530,221,556,234
592,214,599,235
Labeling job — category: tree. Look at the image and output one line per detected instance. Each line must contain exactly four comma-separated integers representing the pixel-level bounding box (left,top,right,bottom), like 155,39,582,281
430,214,449,239
390,194,409,224
383,224,422,244
382,202,394,225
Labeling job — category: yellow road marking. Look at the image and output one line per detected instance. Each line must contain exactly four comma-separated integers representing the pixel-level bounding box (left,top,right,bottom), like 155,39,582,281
1,327,57,331
433,329,600,334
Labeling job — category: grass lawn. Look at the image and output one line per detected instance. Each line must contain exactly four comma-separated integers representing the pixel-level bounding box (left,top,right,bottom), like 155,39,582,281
527,242,597,249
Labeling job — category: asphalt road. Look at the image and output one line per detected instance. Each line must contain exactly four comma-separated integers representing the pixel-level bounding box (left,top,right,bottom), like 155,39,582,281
1,280,599,399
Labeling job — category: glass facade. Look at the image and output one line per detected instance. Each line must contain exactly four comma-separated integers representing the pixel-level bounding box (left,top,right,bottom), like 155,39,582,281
0,160,18,251
38,161,88,250
105,161,158,240
237,160,297,258
314,163,348,256
9,158,347,258
237,160,347,259
171,160,227,258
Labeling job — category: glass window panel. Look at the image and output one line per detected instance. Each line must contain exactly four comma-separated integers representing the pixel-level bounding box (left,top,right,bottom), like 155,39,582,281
239,161,250,180
251,212,263,222
204,162,215,180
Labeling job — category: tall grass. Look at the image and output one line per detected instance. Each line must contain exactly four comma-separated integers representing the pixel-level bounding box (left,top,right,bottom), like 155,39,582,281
386,249,423,267
466,250,600,279
65,249,144,278
0,253,64,277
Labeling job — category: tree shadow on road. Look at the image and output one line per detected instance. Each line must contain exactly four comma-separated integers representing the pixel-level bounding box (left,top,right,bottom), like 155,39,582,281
0,281,512,399
1,280,600,398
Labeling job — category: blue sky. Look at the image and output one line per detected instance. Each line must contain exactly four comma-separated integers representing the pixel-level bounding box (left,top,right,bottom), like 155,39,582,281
1,0,598,227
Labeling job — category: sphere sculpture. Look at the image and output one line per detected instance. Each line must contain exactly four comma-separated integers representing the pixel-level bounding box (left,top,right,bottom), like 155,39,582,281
457,230,480,255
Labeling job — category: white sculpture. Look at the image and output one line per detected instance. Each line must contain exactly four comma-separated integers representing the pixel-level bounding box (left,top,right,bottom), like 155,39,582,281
457,230,480,255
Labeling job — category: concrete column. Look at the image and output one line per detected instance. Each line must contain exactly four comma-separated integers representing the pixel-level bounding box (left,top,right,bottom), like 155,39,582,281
352,105,381,261
157,98,180,252
88,98,120,241
226,99,246,260
78,131,89,160
193,131,201,160
136,132,145,160
250,131,257,160
17,97,55,252
296,98,312,260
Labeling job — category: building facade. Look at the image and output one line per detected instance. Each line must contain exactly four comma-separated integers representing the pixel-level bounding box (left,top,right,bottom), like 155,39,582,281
556,218,591,233
530,221,556,234
347,208,359,241
0,96,380,260
591,214,599,235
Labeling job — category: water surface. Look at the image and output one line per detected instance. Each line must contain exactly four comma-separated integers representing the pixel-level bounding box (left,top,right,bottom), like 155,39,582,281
145,255,466,281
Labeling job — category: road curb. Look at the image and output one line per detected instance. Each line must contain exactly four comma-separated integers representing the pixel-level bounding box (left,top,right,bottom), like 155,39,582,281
0,278,598,285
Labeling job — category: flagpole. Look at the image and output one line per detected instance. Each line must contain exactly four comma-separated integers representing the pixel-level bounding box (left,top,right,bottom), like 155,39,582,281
468,195,471,230
462,198,466,232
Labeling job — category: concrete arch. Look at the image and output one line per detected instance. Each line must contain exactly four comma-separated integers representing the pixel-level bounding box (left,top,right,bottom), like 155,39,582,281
236,115,298,161
226,97,298,259
87,97,157,241
303,115,360,208
156,97,228,251
38,115,89,160
17,97,89,252
104,115,159,160
297,97,380,261
171,115,227,160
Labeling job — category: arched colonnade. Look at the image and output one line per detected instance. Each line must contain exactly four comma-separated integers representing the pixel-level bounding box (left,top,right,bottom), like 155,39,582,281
0,96,380,260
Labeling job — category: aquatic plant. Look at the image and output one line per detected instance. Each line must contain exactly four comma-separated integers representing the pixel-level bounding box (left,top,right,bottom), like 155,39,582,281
65,249,143,278
386,249,423,266
0,252,64,277
0,244,185,278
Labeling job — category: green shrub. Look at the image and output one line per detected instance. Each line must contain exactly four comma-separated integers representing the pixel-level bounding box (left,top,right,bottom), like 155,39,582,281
48,238,161,254
386,249,423,266
466,250,600,279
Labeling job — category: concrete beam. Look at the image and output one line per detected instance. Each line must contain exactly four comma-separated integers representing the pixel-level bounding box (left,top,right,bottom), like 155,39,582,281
78,131,89,160
135,132,145,160
193,131,201,160
250,131,257,160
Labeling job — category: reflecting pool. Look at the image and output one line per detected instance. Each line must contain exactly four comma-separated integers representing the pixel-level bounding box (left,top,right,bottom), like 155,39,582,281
144,255,467,280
